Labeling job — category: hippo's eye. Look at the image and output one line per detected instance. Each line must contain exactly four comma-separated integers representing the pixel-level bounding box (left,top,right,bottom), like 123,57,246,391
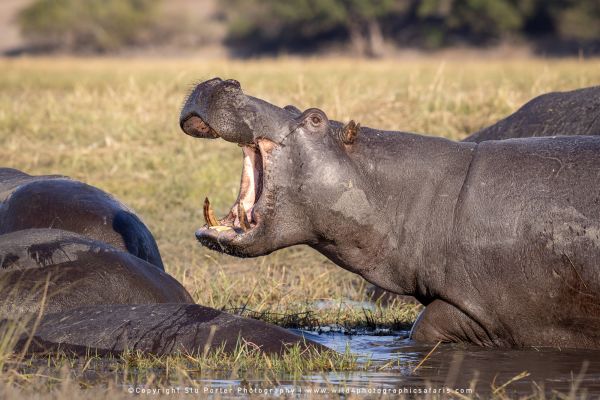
300,108,328,130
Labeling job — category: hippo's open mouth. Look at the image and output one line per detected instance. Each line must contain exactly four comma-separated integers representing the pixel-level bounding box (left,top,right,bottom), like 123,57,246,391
202,141,264,233
181,114,272,253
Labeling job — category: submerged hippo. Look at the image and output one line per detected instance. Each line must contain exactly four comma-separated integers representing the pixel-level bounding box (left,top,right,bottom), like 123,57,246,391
180,78,600,349
0,168,164,269
13,303,316,356
0,168,189,318
0,168,319,355
0,228,193,318
463,85,600,143
0,228,316,355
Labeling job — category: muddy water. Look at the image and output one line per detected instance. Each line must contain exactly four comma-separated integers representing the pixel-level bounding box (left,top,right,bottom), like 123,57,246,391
42,303,600,397
292,328,600,397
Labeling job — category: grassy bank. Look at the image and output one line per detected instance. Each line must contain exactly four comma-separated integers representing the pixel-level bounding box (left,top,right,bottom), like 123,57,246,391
2,57,599,309
1,56,599,398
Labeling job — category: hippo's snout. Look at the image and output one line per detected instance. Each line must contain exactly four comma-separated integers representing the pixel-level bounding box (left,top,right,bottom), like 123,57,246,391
179,77,259,144
179,77,224,137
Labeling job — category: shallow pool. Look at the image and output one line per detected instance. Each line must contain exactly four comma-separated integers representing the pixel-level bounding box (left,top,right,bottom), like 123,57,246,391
286,328,600,397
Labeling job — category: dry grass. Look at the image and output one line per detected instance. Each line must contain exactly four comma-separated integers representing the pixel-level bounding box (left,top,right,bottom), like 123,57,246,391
1,56,600,398
2,57,599,310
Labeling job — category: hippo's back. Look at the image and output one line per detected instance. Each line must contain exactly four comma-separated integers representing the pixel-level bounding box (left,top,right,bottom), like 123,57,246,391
0,168,66,201
464,86,600,143
452,135,600,295
0,167,164,270
0,229,193,318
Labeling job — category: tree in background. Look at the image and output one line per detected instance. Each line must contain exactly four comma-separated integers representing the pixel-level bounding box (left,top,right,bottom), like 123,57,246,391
18,0,162,52
225,0,600,55
554,0,600,42
415,0,600,47
415,0,537,47
341,0,399,57
15,0,600,55
225,0,406,57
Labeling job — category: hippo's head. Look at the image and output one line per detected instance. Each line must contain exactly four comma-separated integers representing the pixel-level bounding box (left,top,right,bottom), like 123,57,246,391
180,78,362,257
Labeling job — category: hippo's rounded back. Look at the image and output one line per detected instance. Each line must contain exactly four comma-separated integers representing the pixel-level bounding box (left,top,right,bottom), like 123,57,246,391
0,229,192,318
0,168,164,270
463,86,600,143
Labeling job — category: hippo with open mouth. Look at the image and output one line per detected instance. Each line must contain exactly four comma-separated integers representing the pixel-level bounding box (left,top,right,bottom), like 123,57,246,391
180,78,600,349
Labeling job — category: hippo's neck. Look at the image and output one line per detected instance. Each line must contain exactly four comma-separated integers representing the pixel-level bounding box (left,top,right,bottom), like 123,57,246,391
312,129,477,302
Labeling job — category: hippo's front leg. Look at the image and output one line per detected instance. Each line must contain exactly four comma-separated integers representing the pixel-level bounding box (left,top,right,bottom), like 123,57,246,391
410,300,499,347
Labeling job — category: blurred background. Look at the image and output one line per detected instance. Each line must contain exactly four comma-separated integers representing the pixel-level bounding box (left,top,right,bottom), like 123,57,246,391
1,0,599,58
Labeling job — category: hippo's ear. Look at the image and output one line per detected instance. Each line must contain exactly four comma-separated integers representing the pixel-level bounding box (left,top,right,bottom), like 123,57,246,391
340,120,360,144
298,108,329,132
284,105,302,117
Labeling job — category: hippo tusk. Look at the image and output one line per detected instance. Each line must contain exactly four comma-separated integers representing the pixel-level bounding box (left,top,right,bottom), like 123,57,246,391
238,203,250,232
203,197,219,227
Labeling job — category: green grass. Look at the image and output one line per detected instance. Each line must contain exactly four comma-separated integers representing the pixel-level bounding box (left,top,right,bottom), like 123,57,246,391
10,341,360,382
1,56,600,398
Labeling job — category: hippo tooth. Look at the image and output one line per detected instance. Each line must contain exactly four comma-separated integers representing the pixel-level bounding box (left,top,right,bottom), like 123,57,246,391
203,197,219,227
238,203,250,232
